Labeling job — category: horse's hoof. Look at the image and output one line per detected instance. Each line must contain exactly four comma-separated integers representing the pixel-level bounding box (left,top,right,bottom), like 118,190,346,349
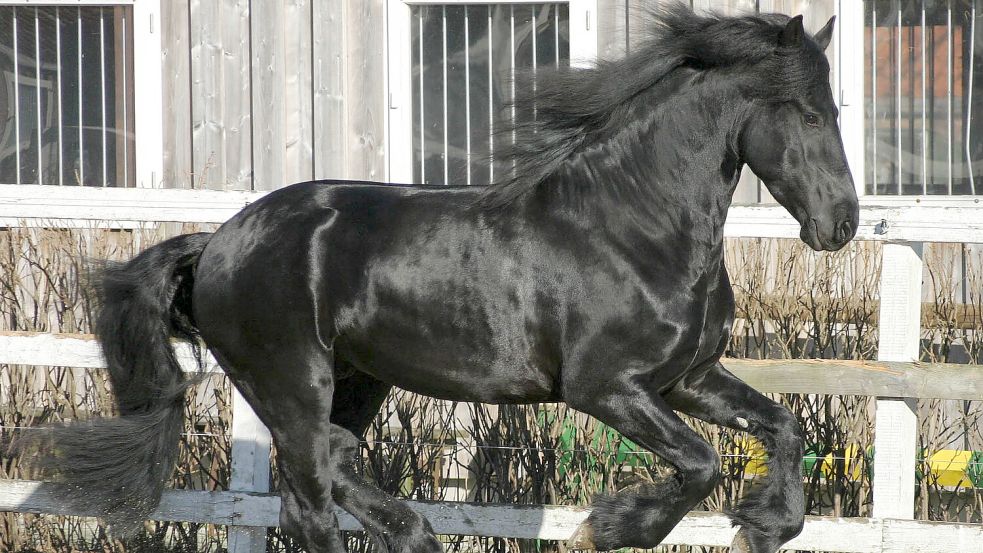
566,520,595,550
730,528,752,553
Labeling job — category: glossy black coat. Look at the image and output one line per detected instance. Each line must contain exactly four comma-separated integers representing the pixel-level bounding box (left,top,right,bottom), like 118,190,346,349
37,8,858,553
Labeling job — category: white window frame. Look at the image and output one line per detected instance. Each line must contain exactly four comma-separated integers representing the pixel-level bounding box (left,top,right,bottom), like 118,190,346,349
385,0,597,184
837,0,982,203
0,0,162,189
835,0,866,200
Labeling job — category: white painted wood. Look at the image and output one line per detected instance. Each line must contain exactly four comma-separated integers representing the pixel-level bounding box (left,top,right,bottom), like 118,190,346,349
344,0,386,181
161,0,193,190
569,0,598,68
250,1,285,192
385,0,415,183
3,332,982,399
313,0,346,180
837,0,865,197
0,331,221,373
723,203,983,244
596,0,626,60
3,480,982,551
3,184,982,243
872,397,918,519
877,243,924,361
132,0,164,188
881,518,983,553
872,242,923,521
283,0,315,187
229,388,274,553
0,184,263,226
190,0,253,191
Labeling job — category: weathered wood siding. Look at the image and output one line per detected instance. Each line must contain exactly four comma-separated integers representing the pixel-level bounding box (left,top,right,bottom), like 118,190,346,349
161,0,385,191
160,0,833,192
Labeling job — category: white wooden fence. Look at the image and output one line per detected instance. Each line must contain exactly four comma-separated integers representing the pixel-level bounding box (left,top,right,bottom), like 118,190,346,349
1,183,983,552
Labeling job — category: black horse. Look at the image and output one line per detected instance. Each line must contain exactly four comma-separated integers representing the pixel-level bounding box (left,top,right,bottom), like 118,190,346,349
38,6,858,553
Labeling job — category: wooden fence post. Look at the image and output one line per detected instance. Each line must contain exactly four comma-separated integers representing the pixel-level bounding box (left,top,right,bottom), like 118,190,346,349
229,388,274,553
872,242,923,520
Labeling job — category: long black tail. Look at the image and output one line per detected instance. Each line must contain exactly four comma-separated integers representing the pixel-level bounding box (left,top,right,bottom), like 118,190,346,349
40,232,212,535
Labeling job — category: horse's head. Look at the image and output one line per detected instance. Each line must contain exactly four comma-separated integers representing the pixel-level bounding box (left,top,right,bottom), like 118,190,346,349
740,15,859,251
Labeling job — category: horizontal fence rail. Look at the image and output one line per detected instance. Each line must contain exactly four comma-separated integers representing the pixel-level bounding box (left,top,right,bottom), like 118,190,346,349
1,184,983,243
2,331,982,401
2,331,983,553
1,480,981,553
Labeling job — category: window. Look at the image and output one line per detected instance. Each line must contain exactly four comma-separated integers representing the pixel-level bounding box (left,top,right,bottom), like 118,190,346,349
865,0,983,195
387,1,596,185
0,2,157,187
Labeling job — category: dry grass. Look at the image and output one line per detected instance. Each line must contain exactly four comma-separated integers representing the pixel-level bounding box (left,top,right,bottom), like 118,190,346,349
0,229,980,552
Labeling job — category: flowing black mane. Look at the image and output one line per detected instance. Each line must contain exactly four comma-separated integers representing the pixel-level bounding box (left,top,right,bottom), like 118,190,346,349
480,4,829,208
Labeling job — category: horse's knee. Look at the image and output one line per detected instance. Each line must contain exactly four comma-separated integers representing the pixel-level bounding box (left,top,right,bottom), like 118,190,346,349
678,440,721,499
328,425,360,469
768,407,804,454
279,492,304,538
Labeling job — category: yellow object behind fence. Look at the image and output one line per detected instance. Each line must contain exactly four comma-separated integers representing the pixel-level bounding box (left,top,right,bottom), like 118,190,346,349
732,437,982,488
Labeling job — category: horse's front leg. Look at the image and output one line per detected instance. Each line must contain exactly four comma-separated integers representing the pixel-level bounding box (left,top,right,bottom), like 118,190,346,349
666,361,805,553
565,383,722,550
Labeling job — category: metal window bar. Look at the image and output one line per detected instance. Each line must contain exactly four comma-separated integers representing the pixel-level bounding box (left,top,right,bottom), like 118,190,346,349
867,0,979,196
947,0,953,194
921,2,927,195
411,3,568,186
465,6,471,185
34,8,41,185
531,6,537,125
510,4,516,176
442,5,449,185
896,1,902,195
77,7,83,186
419,10,425,184
120,8,128,188
56,7,63,186
967,2,976,194
13,8,20,184
488,7,494,183
1,6,134,187
99,7,107,187
872,1,878,193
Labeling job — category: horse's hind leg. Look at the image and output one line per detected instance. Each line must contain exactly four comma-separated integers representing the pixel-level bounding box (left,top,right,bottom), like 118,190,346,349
209,345,346,552
565,384,722,550
666,361,805,553
328,370,442,552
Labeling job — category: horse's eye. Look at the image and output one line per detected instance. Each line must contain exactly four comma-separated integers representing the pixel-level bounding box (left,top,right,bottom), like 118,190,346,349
804,113,822,127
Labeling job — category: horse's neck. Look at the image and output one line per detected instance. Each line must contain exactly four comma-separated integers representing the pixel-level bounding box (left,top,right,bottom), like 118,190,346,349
575,79,744,250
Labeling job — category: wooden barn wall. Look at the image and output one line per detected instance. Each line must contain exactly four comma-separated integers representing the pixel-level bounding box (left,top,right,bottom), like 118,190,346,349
159,1,832,192
160,0,384,191
597,0,837,204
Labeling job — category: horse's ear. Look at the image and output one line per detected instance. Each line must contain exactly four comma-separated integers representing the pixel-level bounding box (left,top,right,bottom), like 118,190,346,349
779,15,805,48
813,15,836,51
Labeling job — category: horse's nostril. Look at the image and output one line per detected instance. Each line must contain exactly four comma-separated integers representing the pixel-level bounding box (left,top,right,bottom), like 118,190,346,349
837,220,853,242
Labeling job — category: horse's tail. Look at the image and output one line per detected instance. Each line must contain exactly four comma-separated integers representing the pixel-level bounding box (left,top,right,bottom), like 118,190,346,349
41,232,213,535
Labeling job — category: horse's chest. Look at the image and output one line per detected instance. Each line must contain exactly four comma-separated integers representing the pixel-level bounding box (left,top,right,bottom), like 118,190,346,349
580,259,734,387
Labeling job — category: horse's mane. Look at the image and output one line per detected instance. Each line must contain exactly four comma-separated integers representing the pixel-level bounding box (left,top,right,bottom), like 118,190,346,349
479,3,827,208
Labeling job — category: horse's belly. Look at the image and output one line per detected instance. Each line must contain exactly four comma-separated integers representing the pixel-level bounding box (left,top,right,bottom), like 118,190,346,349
335,329,561,404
